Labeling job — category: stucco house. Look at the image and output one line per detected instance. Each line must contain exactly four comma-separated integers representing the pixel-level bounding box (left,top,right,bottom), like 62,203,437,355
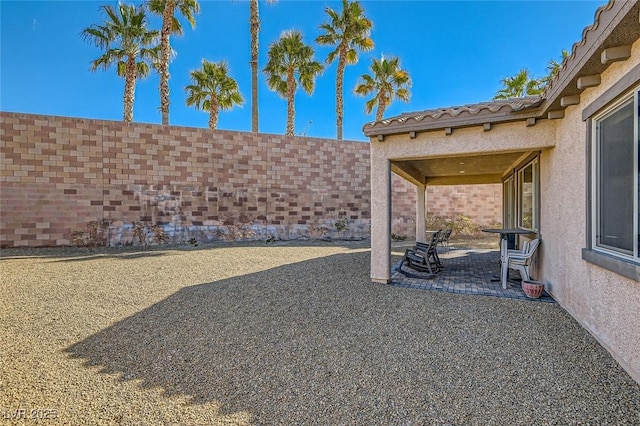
365,0,640,383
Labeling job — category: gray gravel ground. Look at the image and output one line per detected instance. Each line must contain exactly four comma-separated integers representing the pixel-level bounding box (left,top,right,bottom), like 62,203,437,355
1,240,639,425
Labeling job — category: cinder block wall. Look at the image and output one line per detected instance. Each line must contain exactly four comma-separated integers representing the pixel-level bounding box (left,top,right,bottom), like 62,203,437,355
0,112,501,247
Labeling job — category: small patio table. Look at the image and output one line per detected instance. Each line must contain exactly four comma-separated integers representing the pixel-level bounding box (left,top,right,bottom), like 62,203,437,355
482,228,534,289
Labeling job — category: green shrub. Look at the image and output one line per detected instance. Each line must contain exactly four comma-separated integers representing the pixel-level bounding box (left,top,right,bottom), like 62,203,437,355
335,217,349,233
426,214,484,237
391,233,407,241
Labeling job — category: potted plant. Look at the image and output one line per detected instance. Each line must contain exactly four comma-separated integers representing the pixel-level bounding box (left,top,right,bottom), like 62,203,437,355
522,280,545,299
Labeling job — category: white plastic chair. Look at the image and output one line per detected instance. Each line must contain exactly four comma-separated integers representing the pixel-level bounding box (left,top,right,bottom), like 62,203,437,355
506,239,530,257
501,238,540,289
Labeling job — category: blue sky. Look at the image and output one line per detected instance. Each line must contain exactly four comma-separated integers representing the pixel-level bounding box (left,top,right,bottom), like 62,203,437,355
1,0,602,141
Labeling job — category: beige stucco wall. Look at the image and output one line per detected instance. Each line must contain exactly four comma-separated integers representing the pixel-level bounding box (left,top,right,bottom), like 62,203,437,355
539,38,640,382
374,120,556,160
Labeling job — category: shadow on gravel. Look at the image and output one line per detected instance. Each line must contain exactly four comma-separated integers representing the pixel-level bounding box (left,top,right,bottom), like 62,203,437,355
66,251,640,424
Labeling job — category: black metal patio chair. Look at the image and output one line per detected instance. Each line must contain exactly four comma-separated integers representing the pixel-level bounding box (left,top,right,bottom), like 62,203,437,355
402,230,442,274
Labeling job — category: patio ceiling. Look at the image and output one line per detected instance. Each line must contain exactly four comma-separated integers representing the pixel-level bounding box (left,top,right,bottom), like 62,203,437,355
391,151,528,186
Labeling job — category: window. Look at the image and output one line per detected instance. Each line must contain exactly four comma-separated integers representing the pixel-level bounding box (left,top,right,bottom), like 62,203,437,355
591,87,639,262
517,158,539,231
502,156,539,232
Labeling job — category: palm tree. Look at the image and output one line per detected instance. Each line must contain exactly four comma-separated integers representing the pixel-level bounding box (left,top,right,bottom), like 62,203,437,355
263,30,323,136
147,0,200,125
542,49,570,86
316,0,374,140
185,60,244,129
81,4,159,123
354,55,411,121
494,68,543,99
249,0,277,133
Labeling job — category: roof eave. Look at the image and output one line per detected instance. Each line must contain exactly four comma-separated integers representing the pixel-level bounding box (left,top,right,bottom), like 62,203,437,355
363,108,541,138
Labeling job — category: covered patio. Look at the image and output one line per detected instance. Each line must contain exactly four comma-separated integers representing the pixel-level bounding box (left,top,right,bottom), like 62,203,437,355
366,97,551,284
390,246,554,302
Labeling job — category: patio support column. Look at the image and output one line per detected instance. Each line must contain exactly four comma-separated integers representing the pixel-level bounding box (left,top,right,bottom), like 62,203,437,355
371,157,392,283
416,183,426,243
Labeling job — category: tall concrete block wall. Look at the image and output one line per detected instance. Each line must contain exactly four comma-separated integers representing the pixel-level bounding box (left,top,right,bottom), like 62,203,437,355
0,112,501,247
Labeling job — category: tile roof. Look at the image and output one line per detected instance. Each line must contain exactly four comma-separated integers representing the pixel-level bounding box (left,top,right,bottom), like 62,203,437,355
363,96,543,136
373,97,542,127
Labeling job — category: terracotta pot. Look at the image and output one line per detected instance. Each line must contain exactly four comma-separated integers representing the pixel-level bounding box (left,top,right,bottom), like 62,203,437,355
522,280,545,299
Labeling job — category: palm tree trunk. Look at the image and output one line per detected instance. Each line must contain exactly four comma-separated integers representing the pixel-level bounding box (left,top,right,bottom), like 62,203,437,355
375,90,386,122
209,95,219,129
250,0,259,133
160,0,175,125
123,57,137,123
335,48,347,140
286,69,295,136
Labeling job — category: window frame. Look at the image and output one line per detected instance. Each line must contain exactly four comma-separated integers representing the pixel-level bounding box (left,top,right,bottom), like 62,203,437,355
517,158,539,231
590,90,638,260
582,73,640,282
502,153,540,233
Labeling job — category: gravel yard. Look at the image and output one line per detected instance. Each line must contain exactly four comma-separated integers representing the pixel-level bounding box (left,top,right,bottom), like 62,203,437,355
1,241,639,425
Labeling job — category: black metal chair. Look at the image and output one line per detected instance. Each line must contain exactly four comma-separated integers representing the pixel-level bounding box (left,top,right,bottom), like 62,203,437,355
403,230,442,274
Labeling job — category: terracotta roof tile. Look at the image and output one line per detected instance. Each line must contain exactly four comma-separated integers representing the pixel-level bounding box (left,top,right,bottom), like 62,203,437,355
375,97,542,127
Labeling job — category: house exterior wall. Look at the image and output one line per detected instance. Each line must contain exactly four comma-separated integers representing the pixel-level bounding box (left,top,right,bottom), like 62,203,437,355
539,38,640,382
374,120,557,158
0,112,501,247
369,38,640,383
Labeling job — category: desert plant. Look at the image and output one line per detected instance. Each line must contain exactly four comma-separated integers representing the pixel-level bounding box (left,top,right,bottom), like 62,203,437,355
132,221,150,248
452,215,482,236
487,219,503,229
151,224,169,244
215,215,257,242
426,214,449,232
307,224,329,240
132,222,169,248
426,214,484,237
71,220,109,250
335,217,349,233
391,233,407,242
